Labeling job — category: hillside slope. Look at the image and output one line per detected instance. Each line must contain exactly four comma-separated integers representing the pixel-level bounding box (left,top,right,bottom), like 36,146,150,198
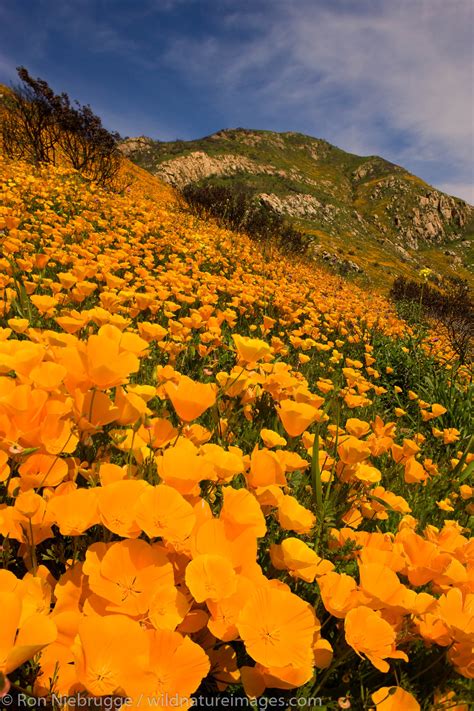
121,128,474,287
0,149,472,707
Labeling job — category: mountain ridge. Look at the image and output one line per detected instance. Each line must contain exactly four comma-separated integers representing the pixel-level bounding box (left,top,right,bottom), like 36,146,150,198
121,128,474,289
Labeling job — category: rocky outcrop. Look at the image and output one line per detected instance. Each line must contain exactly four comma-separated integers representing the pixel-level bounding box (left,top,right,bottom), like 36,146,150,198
120,136,155,156
145,151,313,190
393,191,473,249
259,193,326,218
352,158,404,183
152,152,268,188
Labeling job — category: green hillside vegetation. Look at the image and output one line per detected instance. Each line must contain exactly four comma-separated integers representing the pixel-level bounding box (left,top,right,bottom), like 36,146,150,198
122,128,474,290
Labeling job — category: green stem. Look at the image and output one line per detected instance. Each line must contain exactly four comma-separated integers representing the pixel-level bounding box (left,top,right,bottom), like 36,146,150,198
311,425,322,513
28,519,38,575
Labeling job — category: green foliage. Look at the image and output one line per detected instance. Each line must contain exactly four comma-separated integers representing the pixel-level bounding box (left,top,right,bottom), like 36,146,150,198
182,182,311,255
1,67,121,186
391,274,473,362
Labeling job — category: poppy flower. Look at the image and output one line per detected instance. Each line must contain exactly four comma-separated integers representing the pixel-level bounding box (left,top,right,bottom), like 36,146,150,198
30,295,58,316
354,463,381,484
277,450,309,473
86,539,174,616
164,375,216,422
247,448,286,488
7,318,30,334
185,554,237,603
0,592,57,675
271,538,334,582
47,488,99,535
260,429,287,448
237,585,316,668
277,495,315,534
73,614,150,696
207,575,254,641
19,453,69,489
134,484,196,543
85,329,140,389
371,687,420,710
317,572,358,618
404,457,428,484
345,418,370,438
358,563,414,611
277,400,319,438
157,439,215,495
148,584,190,631
313,637,333,669
232,334,271,364
200,443,244,482
98,479,149,537
344,606,408,672
145,628,210,702
338,437,371,465
220,487,266,538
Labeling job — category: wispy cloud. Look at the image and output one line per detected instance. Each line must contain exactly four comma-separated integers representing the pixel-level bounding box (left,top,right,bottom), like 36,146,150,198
164,0,474,199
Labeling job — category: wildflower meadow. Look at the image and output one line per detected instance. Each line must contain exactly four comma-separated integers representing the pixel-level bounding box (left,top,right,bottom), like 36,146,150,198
0,153,472,710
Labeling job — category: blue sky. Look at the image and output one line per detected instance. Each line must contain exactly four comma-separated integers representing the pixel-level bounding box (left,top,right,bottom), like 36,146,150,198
0,0,473,202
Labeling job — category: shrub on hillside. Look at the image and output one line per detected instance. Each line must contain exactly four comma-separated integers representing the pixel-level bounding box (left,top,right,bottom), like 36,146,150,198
390,274,473,363
182,182,311,255
1,67,121,187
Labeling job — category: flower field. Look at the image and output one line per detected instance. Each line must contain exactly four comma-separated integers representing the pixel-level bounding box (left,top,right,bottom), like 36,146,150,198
0,154,472,710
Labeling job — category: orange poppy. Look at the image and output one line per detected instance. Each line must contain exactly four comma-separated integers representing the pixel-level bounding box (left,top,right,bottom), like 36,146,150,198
338,436,371,465
344,606,408,672
200,443,244,482
185,554,237,602
372,687,420,710
271,538,334,582
207,576,254,641
345,418,371,437
98,479,149,537
317,572,358,618
0,592,57,675
237,585,316,668
157,439,215,495
73,614,150,696
260,429,287,448
47,488,99,535
277,495,315,534
277,400,319,438
233,334,271,364
86,539,174,617
19,453,69,489
220,487,266,539
85,329,140,389
247,448,286,488
148,584,190,631
134,484,196,544
164,375,216,422
144,628,210,703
